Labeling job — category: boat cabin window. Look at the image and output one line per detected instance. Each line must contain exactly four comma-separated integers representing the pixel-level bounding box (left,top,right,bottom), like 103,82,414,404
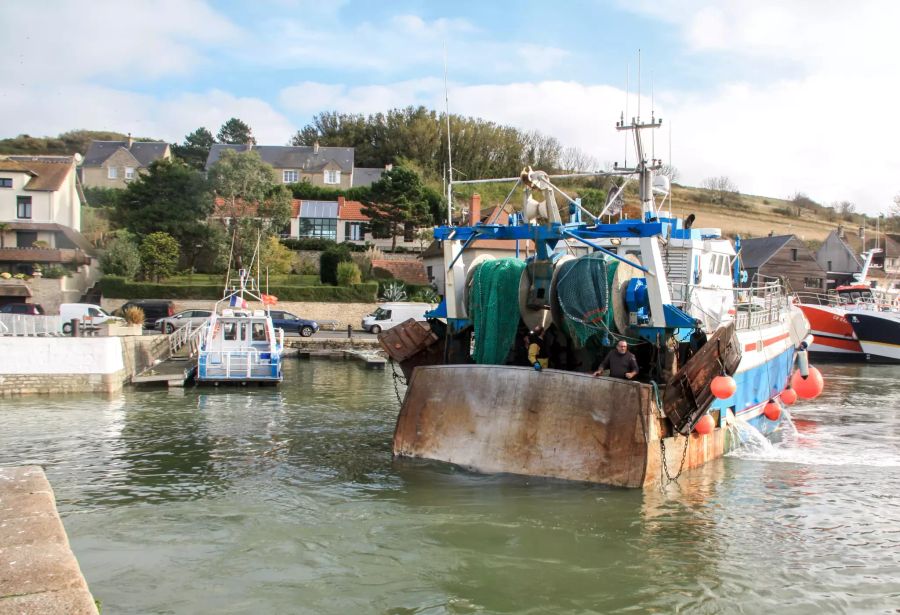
223,322,239,341
373,308,392,321
251,322,268,341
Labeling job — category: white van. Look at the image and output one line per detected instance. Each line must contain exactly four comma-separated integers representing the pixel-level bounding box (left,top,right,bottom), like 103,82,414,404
361,302,432,334
59,303,122,334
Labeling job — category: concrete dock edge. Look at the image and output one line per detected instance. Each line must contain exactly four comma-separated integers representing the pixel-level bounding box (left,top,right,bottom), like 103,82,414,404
0,466,98,615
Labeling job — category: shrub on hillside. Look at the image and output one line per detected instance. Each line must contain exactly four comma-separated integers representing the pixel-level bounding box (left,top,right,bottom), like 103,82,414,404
773,206,794,217
336,261,362,286
319,244,353,285
100,232,141,278
139,232,180,282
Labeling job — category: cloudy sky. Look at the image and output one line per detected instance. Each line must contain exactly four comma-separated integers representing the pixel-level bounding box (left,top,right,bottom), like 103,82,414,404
2,0,898,213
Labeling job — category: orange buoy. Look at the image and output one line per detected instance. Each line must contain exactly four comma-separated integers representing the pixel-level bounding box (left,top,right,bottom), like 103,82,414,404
780,387,797,405
763,399,782,421
694,414,715,435
710,374,737,399
790,366,824,400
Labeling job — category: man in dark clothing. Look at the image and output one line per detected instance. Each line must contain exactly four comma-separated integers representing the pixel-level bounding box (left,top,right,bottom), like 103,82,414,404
592,340,639,379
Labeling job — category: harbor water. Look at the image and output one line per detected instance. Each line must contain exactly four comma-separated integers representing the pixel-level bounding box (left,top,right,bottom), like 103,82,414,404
1,360,898,613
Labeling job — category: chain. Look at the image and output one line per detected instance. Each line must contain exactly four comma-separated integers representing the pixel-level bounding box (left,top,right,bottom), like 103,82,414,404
659,431,690,487
389,358,407,405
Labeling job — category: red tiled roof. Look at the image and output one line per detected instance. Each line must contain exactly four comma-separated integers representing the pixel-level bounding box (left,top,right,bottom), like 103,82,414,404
371,259,428,285
338,199,370,222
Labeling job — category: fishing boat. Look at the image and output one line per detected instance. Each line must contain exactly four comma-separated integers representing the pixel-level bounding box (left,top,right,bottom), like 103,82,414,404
195,263,284,384
379,114,817,488
846,304,900,362
795,250,879,358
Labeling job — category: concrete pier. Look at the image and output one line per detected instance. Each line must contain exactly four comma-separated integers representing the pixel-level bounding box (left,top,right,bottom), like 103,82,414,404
0,467,98,614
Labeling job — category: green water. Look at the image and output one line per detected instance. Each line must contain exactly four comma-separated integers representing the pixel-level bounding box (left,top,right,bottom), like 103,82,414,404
1,360,898,613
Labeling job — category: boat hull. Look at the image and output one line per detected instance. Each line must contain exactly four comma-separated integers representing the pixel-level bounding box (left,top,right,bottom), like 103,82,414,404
797,303,862,356
847,311,900,362
393,365,731,488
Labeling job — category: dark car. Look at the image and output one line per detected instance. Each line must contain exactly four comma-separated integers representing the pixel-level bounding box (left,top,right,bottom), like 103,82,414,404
114,300,174,329
0,303,45,315
269,310,319,337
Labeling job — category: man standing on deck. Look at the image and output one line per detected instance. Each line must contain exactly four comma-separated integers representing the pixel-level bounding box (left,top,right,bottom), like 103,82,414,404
527,325,550,370
592,340,639,380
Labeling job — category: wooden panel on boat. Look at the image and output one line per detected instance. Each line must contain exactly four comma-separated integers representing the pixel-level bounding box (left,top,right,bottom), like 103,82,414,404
663,322,742,435
393,365,659,488
377,319,439,363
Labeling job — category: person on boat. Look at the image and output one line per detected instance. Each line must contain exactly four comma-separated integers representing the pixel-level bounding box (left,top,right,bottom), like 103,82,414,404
527,325,550,370
592,340,639,380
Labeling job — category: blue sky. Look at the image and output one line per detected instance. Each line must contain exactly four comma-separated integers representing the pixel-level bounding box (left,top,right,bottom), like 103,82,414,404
2,0,899,215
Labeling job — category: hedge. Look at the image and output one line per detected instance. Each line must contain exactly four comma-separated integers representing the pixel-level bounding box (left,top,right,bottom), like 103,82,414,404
100,277,378,302
281,238,367,252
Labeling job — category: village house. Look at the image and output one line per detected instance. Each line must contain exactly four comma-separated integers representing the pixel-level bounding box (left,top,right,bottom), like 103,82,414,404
80,136,171,189
738,234,827,293
0,155,99,308
816,224,900,289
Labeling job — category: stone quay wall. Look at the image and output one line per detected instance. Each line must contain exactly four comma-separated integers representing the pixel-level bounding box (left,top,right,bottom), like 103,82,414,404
0,466,99,614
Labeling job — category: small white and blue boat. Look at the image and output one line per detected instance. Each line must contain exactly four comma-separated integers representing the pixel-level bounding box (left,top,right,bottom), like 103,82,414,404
196,269,284,384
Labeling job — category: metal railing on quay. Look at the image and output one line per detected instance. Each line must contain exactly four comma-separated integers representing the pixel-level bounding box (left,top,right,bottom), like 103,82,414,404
0,314,63,337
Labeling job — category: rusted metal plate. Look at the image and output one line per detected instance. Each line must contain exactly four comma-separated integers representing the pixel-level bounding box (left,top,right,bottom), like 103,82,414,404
393,365,659,488
663,322,742,435
377,319,439,363
644,427,727,487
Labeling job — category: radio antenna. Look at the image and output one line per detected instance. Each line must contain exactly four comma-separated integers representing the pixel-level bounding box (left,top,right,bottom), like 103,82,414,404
624,62,629,168
443,43,454,225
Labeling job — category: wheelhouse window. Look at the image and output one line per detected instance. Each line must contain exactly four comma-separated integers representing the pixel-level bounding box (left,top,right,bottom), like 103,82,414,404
298,217,337,240
251,322,268,341
107,167,118,179
283,170,298,183
16,196,31,219
0,178,12,188
324,169,341,185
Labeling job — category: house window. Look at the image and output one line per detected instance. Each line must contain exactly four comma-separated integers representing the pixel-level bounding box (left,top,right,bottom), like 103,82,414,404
107,167,118,179
125,167,135,180
324,169,341,185
427,265,433,282
297,217,337,240
791,248,798,261
283,170,298,183
804,277,823,289
345,221,363,241
16,196,31,219
0,178,11,188
827,260,832,271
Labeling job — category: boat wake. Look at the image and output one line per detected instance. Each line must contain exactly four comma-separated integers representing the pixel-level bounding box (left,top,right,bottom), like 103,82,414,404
726,412,900,468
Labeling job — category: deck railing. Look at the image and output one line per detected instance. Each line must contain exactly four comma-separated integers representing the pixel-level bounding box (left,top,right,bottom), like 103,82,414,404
668,276,790,331
0,314,63,336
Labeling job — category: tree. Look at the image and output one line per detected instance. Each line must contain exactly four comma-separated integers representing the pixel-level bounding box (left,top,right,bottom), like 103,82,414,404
658,164,679,183
139,232,180,282
362,165,433,250
217,118,255,145
260,236,293,275
172,127,215,170
208,149,291,268
702,176,739,205
320,244,352,285
99,232,141,278
114,159,212,253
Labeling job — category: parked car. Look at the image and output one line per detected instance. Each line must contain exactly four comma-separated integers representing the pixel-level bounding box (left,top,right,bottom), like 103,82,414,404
269,310,319,337
156,309,213,334
59,303,122,334
361,302,431,334
0,303,45,315
113,299,174,329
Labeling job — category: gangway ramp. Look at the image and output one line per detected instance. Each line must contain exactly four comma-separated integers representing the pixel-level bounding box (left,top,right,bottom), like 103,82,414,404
132,322,204,387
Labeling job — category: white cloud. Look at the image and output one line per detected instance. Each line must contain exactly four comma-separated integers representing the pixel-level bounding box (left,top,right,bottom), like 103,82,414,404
0,84,295,144
0,0,239,84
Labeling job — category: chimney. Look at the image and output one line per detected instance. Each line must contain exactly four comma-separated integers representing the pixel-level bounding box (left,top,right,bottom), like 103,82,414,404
314,141,320,154
468,194,481,227
126,132,134,148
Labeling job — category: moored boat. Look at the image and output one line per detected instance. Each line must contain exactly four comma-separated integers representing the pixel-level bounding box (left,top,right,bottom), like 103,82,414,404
846,306,900,363
380,115,816,488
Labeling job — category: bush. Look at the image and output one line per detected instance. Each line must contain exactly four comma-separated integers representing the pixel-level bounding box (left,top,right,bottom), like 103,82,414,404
42,265,68,279
320,244,352,285
336,261,362,286
281,237,337,251
261,236,294,274
99,277,378,302
123,306,145,326
140,232,180,282
100,233,141,278
379,281,407,301
773,206,794,217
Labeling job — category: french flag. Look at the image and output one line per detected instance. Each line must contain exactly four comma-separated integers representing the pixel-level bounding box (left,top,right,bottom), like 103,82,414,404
229,295,248,309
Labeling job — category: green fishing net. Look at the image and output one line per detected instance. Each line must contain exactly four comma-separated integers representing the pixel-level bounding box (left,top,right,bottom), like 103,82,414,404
556,253,619,347
469,258,527,364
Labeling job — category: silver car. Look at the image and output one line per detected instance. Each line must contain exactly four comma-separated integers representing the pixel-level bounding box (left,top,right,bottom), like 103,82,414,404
156,309,212,334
